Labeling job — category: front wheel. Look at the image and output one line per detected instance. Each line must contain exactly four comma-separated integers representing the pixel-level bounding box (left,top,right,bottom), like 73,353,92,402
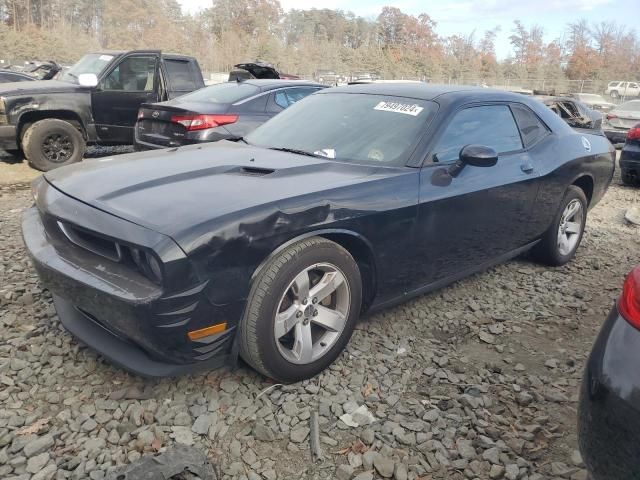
239,237,362,382
532,185,588,266
22,119,85,171
610,90,619,99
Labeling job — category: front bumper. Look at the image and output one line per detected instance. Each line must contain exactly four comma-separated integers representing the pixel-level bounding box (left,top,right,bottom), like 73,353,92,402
0,124,18,150
22,180,238,377
578,306,640,480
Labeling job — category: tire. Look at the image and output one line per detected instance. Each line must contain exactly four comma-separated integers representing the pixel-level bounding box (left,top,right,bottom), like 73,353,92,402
610,90,619,99
621,169,636,185
22,119,85,171
239,237,362,382
532,185,588,266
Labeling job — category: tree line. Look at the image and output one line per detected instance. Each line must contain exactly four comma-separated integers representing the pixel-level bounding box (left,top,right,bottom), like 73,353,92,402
1,0,638,91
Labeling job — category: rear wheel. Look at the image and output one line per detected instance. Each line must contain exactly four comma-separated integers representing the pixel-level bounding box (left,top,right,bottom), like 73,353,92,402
239,237,362,382
22,119,85,171
532,186,587,266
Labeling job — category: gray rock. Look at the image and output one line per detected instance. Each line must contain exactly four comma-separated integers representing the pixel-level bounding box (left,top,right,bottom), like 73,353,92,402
361,428,375,445
505,464,519,480
173,412,191,426
394,463,408,480
230,440,242,459
374,455,395,478
482,447,500,464
456,439,476,460
290,427,309,443
192,414,212,435
27,452,50,474
363,451,379,470
489,464,505,479
220,378,239,394
354,473,374,480
24,434,54,458
336,464,354,480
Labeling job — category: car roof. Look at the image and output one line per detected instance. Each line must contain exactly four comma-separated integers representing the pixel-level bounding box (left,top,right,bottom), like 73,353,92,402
320,83,532,102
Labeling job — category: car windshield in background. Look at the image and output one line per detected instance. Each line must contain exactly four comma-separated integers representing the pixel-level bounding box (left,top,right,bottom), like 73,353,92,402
245,93,437,166
59,53,114,83
578,94,607,102
617,101,640,112
178,82,260,104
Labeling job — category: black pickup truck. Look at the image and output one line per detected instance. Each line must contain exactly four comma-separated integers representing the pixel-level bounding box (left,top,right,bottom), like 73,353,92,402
0,50,204,170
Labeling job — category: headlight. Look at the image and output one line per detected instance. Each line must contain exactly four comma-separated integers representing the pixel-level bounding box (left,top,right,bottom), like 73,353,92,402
130,247,163,284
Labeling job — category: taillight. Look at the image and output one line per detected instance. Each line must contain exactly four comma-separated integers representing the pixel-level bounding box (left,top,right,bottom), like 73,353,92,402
627,125,640,141
170,114,238,131
619,266,640,329
606,113,617,121
137,109,144,120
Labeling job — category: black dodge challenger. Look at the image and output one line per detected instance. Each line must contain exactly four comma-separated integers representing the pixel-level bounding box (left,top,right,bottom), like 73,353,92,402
22,84,615,381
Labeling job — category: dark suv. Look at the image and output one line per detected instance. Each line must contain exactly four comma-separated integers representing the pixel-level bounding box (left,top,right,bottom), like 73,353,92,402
0,50,204,170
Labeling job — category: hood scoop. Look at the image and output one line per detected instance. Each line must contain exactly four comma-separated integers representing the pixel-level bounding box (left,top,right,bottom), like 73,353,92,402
230,166,275,176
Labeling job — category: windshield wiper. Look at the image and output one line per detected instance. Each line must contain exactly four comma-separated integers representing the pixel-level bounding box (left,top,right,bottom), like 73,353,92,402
268,147,324,158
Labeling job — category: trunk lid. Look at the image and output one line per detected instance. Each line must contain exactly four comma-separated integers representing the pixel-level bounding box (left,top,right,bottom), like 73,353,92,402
136,100,229,147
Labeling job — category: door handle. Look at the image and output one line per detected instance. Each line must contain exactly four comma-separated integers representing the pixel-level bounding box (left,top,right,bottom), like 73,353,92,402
520,163,534,174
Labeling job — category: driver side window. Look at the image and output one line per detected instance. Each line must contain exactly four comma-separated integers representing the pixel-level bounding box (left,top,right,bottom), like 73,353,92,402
103,56,156,92
433,105,523,163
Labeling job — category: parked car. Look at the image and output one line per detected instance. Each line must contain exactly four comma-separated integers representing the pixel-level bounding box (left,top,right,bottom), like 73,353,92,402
579,264,640,480
0,50,204,171
22,84,614,380
620,123,640,185
602,100,640,145
0,69,36,83
569,93,616,112
605,81,640,99
135,80,325,149
542,97,602,131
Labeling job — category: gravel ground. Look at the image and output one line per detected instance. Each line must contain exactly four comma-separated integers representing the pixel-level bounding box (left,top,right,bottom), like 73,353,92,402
1,154,639,480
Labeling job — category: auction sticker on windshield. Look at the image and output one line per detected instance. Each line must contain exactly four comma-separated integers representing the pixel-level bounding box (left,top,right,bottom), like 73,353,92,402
374,101,424,116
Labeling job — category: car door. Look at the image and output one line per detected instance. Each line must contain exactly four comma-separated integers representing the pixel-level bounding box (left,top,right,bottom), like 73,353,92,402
414,103,541,286
92,54,160,143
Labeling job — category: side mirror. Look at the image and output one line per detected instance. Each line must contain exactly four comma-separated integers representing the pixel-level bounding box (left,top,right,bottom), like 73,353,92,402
459,144,498,167
78,73,98,88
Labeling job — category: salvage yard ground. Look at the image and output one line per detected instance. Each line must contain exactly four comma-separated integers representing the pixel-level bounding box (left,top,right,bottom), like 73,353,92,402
1,152,639,480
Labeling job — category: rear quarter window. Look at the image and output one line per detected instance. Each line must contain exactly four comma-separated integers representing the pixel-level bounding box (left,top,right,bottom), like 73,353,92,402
510,104,549,148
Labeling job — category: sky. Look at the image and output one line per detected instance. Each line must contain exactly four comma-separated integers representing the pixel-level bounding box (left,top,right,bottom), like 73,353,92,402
177,0,640,60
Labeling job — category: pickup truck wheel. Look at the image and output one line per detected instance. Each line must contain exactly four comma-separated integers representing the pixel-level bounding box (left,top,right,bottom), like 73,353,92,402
239,237,362,382
22,119,85,171
532,185,587,266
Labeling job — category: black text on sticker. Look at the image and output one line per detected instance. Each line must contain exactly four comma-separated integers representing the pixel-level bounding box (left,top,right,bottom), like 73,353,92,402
374,101,424,116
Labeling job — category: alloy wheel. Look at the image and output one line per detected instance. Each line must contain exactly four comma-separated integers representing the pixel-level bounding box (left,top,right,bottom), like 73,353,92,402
41,133,73,163
274,262,350,364
557,199,584,256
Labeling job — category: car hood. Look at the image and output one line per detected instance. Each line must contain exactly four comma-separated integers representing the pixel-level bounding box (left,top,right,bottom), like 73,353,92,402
44,142,393,246
0,79,81,95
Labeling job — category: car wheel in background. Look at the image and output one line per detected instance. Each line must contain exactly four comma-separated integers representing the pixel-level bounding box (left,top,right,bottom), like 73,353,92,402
532,185,588,266
610,90,619,99
239,237,362,382
22,119,85,171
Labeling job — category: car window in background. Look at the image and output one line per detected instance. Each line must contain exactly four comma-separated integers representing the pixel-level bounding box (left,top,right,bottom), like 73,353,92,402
285,87,321,104
59,53,113,84
618,101,640,112
164,59,197,91
246,93,437,166
434,105,523,162
0,72,31,82
274,90,290,109
180,82,260,104
510,104,549,148
103,56,156,92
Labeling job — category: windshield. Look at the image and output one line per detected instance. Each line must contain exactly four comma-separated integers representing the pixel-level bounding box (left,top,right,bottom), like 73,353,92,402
246,93,437,166
178,82,259,104
617,101,640,112
578,94,607,102
59,53,115,84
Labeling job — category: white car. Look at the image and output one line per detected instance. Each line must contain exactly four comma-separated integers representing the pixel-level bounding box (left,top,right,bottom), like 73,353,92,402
605,81,640,99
